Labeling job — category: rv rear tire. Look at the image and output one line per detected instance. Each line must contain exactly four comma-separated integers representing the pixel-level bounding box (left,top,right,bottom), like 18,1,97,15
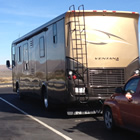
43,88,51,110
17,87,23,100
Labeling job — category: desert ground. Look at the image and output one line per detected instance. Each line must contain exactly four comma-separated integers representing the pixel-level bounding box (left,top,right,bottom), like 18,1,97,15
0,65,12,84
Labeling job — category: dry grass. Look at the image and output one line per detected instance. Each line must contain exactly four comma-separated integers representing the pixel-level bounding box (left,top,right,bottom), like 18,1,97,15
0,65,12,83
0,77,12,83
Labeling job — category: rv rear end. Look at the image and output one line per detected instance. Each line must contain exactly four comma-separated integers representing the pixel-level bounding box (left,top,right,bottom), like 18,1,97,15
65,10,139,109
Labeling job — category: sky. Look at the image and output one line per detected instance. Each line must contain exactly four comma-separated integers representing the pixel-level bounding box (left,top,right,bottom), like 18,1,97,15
0,0,140,65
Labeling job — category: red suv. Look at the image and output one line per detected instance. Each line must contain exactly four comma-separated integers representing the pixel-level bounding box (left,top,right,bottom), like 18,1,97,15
103,75,140,132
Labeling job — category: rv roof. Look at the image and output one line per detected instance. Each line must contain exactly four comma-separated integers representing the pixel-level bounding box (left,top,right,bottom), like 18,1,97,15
67,10,139,14
12,10,139,45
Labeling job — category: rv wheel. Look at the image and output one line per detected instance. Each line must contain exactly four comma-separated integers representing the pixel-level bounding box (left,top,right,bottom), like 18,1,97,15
43,88,50,110
17,87,23,100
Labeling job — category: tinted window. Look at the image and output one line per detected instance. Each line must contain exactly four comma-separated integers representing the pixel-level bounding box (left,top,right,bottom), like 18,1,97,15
125,78,140,93
39,37,45,57
23,43,29,70
18,46,21,62
23,43,29,63
53,23,57,44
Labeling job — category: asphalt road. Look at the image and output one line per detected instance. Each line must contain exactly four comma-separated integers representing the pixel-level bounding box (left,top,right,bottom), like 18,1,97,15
0,86,140,140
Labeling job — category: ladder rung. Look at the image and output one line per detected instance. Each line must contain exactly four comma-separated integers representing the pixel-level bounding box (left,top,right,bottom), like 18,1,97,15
76,44,86,45
72,39,81,40
73,52,87,55
77,53,87,55
71,29,84,32
73,48,82,50
74,67,84,69
74,57,83,59
75,34,86,36
76,62,87,66
71,30,85,32
74,64,84,67
69,21,79,23
74,30,85,32
76,24,85,26
73,53,87,56
73,67,83,70
72,43,87,45
75,63,87,66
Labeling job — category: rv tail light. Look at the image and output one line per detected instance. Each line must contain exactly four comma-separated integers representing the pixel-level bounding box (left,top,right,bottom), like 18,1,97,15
132,12,136,14
93,10,97,12
112,11,116,13
72,75,77,80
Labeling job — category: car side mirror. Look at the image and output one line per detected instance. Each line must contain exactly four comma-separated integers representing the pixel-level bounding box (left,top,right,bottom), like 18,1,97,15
6,60,10,68
115,87,123,93
125,91,133,102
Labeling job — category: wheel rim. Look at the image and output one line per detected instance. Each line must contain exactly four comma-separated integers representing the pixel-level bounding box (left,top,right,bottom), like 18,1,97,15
104,110,112,129
44,98,48,108
17,88,20,98
17,88,19,95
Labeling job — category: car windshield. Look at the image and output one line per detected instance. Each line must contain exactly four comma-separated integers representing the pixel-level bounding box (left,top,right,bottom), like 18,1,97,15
124,77,140,93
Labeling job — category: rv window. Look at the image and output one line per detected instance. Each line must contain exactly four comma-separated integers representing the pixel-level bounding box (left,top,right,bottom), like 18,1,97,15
23,43,29,63
39,37,45,57
23,43,29,70
53,23,57,44
12,46,15,67
18,46,21,62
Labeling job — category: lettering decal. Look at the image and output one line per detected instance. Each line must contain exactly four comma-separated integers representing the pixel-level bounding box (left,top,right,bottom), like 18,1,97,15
95,57,119,61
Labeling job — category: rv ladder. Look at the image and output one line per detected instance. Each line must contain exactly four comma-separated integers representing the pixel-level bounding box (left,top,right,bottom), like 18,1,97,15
69,5,88,103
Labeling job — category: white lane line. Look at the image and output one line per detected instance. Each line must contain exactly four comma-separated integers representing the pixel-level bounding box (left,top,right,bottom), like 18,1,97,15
0,97,72,140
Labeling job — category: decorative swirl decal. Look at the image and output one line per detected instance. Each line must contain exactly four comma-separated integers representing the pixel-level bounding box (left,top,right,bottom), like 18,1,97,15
84,29,132,46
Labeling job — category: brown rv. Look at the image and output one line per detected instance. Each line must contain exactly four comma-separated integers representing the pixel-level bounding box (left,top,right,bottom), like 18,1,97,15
7,5,139,114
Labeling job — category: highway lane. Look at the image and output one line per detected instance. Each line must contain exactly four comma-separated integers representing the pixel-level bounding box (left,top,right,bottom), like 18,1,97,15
0,86,140,140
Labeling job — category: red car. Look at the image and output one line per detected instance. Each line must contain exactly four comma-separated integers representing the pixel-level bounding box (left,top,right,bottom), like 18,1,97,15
103,75,140,132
